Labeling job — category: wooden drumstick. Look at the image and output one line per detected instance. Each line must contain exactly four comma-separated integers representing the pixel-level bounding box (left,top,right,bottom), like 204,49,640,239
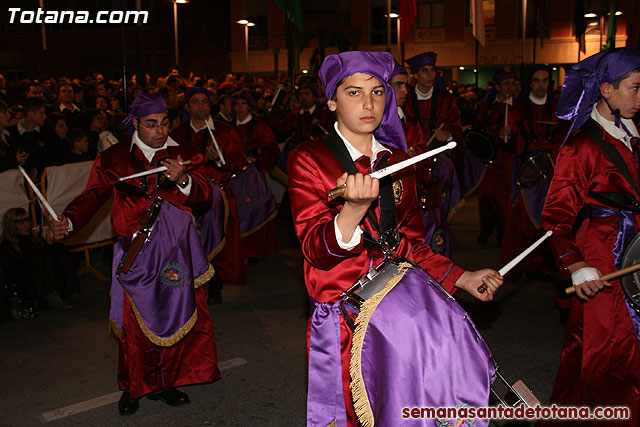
426,123,445,149
503,101,509,143
477,230,553,293
564,261,640,294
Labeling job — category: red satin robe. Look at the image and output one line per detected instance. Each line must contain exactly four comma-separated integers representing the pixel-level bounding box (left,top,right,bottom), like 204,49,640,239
62,140,220,398
540,121,640,426
171,121,247,284
235,116,279,259
288,134,464,426
476,100,517,240
404,88,463,144
285,105,336,141
500,99,563,273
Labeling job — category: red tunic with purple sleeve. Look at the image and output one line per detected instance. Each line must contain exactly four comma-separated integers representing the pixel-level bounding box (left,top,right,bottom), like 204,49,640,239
288,131,464,426
540,121,640,426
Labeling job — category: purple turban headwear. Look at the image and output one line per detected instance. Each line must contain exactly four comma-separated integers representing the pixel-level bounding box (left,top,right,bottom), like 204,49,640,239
405,51,446,92
389,60,408,80
182,87,216,123
318,50,407,151
493,70,516,85
122,93,168,136
557,48,640,143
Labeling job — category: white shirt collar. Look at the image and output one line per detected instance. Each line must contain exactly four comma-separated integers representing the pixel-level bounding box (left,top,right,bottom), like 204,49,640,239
130,131,179,162
529,93,547,106
591,105,640,151
299,105,316,116
18,120,39,135
415,86,433,101
59,103,79,113
333,122,391,168
236,113,253,126
397,107,406,122
190,116,214,133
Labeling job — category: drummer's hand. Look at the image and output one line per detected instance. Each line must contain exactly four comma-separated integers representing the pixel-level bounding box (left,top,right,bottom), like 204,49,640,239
434,129,451,142
569,261,612,300
205,143,220,161
455,269,503,301
161,155,187,184
499,126,511,139
335,172,379,242
51,214,70,241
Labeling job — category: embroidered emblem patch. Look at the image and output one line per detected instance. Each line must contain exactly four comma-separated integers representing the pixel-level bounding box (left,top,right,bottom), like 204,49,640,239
160,262,187,288
430,228,446,254
436,404,476,427
393,180,404,204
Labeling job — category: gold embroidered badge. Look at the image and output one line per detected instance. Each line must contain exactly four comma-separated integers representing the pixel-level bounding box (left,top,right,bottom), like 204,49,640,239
393,180,404,204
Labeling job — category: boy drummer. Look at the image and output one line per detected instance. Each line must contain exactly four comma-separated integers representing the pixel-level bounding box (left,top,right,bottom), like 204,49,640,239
287,51,503,427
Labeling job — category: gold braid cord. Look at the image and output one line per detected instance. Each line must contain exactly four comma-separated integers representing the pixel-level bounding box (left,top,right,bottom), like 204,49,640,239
240,209,278,238
349,262,413,427
123,264,214,347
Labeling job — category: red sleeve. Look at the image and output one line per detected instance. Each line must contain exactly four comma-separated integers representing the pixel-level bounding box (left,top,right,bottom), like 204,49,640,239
288,146,364,271
438,94,463,144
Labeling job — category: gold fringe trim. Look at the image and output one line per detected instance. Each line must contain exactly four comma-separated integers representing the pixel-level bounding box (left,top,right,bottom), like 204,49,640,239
520,188,542,231
126,291,198,347
109,317,121,339
326,421,337,427
462,167,487,199
240,209,278,238
447,198,466,223
195,264,215,289
349,262,413,427
208,237,226,261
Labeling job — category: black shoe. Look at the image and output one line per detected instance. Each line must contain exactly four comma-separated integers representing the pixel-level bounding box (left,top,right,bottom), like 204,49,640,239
118,390,139,416
146,388,190,407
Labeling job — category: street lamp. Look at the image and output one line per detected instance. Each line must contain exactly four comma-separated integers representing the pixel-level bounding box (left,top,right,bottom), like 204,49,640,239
237,19,256,68
173,0,189,65
385,11,401,60
584,10,623,51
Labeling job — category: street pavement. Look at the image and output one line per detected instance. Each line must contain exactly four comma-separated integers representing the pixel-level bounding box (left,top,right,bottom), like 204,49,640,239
0,195,566,426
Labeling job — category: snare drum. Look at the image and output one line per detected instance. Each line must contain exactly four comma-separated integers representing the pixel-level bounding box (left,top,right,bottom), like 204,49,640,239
515,151,554,188
464,129,497,164
620,233,640,313
342,257,494,427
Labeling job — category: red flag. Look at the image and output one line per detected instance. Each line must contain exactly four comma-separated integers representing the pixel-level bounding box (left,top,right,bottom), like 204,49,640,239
400,0,416,43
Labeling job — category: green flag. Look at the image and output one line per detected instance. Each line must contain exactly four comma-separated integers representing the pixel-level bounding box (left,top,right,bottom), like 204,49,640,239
274,0,303,31
602,0,617,50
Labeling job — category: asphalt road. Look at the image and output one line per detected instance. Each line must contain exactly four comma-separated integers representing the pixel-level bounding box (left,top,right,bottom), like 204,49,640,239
0,195,566,426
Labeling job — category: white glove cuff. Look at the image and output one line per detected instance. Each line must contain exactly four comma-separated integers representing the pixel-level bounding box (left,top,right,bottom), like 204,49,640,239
571,267,600,287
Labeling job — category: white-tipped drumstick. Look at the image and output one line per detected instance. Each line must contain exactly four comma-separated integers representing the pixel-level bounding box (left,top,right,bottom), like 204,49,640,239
204,120,226,165
477,230,553,293
18,166,58,220
118,160,192,181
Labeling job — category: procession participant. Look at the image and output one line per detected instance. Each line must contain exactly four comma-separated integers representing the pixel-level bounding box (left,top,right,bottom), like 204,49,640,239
50,93,220,416
540,48,640,427
404,51,463,146
171,86,247,286
233,91,280,174
288,50,503,427
233,91,279,261
501,66,564,275
392,60,463,255
285,83,335,142
475,71,518,245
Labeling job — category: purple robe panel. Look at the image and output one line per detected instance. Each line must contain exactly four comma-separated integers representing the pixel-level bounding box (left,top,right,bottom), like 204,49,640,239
228,164,277,236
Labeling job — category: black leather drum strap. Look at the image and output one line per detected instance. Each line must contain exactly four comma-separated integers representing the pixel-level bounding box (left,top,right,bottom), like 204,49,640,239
582,119,640,195
322,131,397,236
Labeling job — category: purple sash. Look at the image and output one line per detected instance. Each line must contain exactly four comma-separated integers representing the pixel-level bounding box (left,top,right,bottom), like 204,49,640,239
434,153,464,219
351,263,494,427
110,202,214,346
421,205,450,257
307,298,348,427
195,184,227,260
228,164,277,237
